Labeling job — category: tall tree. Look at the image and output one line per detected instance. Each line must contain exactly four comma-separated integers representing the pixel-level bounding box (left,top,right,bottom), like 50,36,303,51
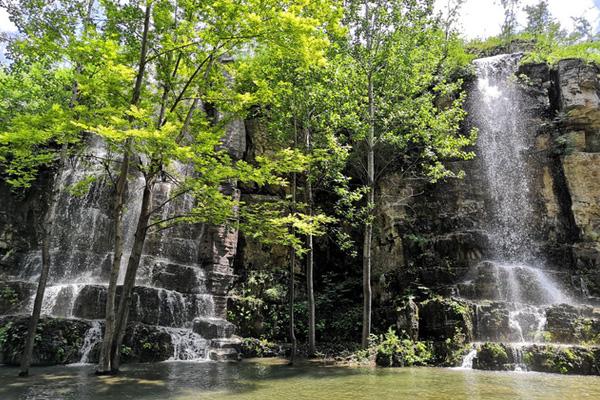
341,0,476,346
2,0,338,374
81,0,341,372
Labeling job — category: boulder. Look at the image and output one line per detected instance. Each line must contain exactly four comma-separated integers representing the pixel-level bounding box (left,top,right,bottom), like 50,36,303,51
524,344,599,375
473,343,510,371
193,317,235,339
418,297,473,342
396,298,419,340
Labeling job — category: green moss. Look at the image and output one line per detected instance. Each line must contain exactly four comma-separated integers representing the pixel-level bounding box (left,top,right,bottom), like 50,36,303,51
482,343,508,361
523,351,533,365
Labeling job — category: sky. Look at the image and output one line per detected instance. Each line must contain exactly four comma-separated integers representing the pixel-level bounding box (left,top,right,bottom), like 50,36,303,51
0,0,599,39
437,0,600,39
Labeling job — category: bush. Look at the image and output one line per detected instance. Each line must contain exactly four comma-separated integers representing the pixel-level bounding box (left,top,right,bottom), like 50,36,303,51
374,328,433,367
240,337,281,358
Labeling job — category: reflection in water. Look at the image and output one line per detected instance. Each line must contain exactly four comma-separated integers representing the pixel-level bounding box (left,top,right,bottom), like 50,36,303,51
1,359,599,400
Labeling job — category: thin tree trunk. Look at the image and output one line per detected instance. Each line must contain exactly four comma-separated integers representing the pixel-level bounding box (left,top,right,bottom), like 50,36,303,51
304,126,316,356
110,176,154,372
18,182,59,376
99,1,151,374
288,116,299,366
362,71,375,348
288,244,297,365
97,149,129,375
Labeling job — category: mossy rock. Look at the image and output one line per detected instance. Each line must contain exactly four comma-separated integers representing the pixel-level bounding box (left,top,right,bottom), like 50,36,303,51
419,297,474,342
473,343,510,371
524,345,600,375
0,316,91,366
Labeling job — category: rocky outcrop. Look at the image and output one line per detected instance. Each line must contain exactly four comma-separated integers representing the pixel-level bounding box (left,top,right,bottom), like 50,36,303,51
471,342,600,375
418,298,473,342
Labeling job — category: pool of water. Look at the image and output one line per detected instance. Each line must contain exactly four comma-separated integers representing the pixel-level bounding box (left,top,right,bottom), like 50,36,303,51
1,359,600,400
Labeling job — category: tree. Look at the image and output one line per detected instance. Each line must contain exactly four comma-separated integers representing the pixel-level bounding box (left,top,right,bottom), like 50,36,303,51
499,0,520,41
235,9,344,359
2,0,339,374
523,0,551,35
80,0,341,372
0,66,82,376
570,16,595,42
340,0,476,346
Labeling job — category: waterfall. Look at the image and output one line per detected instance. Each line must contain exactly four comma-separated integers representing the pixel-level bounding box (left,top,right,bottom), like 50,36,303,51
460,54,574,366
2,133,236,363
459,348,478,369
473,54,537,262
470,54,570,305
161,327,209,361
77,321,103,364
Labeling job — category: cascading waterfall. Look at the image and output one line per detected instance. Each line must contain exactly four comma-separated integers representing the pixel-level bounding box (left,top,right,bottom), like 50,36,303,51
459,54,573,369
2,133,236,363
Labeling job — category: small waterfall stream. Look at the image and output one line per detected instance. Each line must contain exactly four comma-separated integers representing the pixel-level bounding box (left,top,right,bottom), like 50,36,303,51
459,54,573,370
77,321,103,364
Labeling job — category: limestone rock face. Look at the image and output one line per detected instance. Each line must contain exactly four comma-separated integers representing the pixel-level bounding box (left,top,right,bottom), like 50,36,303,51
396,298,419,340
556,59,600,151
562,152,600,241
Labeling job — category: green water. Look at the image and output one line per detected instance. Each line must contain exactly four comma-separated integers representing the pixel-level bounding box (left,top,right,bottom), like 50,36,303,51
1,359,599,400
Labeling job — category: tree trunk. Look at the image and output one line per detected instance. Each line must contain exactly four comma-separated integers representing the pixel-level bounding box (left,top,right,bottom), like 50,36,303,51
99,1,151,374
288,117,298,365
288,245,297,365
362,71,375,348
304,126,316,356
18,185,59,376
110,176,154,372
96,149,129,375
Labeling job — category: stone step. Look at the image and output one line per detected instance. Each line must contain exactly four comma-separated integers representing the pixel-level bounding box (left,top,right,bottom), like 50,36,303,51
1,281,222,328
193,317,236,339
210,337,242,349
208,347,240,362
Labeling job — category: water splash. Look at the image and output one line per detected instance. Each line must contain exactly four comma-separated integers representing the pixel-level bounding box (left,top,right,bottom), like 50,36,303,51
459,348,478,369
77,321,103,364
161,327,209,361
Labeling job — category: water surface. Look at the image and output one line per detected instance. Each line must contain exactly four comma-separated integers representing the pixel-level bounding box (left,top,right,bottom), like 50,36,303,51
1,359,599,400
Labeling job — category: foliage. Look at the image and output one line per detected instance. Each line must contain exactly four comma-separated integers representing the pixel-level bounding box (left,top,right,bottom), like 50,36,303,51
373,328,433,367
240,337,281,358
0,286,18,305
523,41,600,65
0,321,12,348
228,270,288,340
